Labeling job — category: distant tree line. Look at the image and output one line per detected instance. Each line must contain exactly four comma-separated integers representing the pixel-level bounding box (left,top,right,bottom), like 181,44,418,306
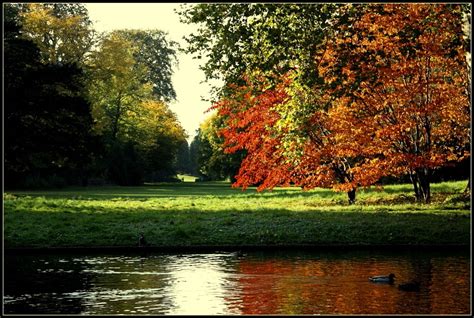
4,3,187,188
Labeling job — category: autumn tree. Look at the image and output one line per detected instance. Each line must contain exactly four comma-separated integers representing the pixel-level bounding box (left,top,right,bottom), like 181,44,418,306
213,70,360,203
86,30,185,184
214,72,296,189
181,3,364,202
211,3,470,204
18,3,95,65
318,3,470,202
86,31,151,144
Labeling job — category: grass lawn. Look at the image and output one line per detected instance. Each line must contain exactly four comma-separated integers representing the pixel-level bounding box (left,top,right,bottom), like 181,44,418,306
176,174,199,182
3,180,471,249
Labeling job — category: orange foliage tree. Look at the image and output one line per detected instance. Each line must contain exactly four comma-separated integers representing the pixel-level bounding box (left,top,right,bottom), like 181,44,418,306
214,71,361,203
213,3,470,204
319,3,470,202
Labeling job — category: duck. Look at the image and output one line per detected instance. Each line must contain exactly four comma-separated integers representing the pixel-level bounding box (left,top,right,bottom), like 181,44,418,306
369,273,396,283
398,281,420,292
138,232,147,247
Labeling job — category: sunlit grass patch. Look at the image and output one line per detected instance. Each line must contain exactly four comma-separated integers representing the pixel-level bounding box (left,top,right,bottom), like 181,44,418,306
4,180,470,248
176,174,198,182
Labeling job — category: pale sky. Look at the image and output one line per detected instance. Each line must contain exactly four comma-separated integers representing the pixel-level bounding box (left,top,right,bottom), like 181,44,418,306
84,3,221,144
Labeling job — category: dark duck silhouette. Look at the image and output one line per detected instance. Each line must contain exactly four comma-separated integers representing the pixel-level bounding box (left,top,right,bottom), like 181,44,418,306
369,273,396,283
138,232,147,247
398,281,420,292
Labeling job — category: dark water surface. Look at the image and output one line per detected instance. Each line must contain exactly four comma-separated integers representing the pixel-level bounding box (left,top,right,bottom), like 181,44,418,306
4,248,470,315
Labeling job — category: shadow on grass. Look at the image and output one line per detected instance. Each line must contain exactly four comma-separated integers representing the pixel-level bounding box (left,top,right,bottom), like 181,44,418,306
9,182,242,200
5,205,471,248
8,183,343,201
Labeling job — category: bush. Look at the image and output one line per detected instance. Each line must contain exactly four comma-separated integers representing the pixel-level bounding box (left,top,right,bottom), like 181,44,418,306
23,174,66,189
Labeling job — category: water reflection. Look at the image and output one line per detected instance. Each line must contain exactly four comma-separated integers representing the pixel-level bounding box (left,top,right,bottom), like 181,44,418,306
163,254,241,314
4,249,470,315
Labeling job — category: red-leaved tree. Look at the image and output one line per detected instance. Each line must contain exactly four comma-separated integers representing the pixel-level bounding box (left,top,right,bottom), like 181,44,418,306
212,4,470,204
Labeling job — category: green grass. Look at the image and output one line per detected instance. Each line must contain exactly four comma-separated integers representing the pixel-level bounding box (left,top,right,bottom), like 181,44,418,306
176,174,199,182
3,180,471,248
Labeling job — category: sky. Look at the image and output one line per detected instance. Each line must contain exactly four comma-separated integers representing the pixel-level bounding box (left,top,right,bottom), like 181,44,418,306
84,3,221,144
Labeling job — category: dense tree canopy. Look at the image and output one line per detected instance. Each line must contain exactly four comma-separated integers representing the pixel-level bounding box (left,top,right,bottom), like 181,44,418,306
5,2,470,196
4,4,94,188
199,3,471,203
4,3,186,188
177,3,337,98
115,30,178,102
85,30,185,185
18,3,95,65
317,3,470,202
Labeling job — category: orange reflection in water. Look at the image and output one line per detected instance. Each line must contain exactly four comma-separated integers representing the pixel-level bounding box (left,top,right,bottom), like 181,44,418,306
232,254,470,315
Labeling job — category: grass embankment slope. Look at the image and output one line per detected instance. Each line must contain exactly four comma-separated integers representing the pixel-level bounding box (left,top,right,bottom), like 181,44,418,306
4,180,470,249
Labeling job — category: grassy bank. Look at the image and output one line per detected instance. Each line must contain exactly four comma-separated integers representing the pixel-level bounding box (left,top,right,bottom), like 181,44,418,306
4,180,470,248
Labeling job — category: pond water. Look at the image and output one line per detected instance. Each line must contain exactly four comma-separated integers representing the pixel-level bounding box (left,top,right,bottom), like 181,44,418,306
4,248,471,315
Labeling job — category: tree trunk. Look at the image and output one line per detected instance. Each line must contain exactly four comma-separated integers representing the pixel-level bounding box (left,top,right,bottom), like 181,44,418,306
111,93,123,141
410,172,420,200
81,173,88,187
420,168,431,203
464,176,471,194
348,188,356,205
411,168,431,203
410,168,431,203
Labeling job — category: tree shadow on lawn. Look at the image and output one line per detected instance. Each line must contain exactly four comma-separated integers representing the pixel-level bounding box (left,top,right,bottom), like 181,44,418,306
5,206,470,248
9,182,245,200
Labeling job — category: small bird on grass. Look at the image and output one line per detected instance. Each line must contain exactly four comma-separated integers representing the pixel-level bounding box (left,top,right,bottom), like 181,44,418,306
369,273,396,283
138,233,147,247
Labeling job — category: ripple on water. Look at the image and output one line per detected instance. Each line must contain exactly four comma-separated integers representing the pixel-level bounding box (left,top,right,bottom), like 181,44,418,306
3,250,470,315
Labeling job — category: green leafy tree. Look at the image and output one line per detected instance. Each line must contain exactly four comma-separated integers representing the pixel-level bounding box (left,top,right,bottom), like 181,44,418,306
86,31,185,184
136,100,188,181
115,30,179,102
189,133,201,176
191,114,244,181
18,3,95,65
177,3,337,98
175,140,192,174
4,4,94,188
86,31,152,143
